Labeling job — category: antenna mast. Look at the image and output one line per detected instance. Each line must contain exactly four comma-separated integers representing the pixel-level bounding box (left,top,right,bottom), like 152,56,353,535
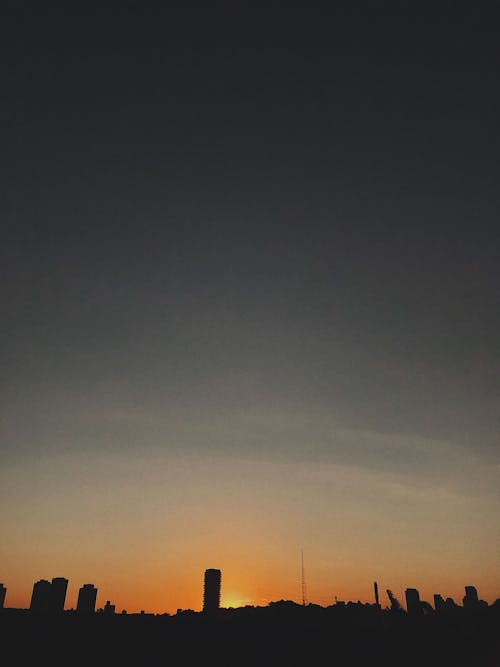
301,549,308,606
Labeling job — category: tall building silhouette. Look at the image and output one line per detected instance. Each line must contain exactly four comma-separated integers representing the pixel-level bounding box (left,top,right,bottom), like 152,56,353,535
30,580,52,613
77,584,98,614
203,569,221,612
0,583,6,609
405,588,422,616
49,577,68,612
30,578,68,613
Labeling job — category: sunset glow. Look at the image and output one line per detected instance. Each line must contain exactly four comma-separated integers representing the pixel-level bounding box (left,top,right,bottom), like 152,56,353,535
2,447,499,612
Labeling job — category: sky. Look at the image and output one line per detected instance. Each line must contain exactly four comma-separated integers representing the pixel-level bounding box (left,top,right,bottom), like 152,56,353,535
1,2,499,612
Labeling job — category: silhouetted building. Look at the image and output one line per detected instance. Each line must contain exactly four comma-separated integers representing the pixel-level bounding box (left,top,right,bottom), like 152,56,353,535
203,569,221,612
30,580,52,613
0,583,6,609
463,585,479,609
463,585,486,610
103,600,115,615
49,577,68,612
463,585,478,605
434,594,445,612
405,588,422,616
77,584,98,614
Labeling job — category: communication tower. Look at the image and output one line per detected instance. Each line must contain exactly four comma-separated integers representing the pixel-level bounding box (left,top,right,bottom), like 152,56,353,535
301,550,308,606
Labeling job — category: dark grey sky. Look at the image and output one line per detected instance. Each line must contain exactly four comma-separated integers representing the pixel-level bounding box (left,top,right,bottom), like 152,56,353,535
3,2,498,453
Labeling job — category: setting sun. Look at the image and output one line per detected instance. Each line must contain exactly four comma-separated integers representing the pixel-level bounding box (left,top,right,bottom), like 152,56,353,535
221,593,254,609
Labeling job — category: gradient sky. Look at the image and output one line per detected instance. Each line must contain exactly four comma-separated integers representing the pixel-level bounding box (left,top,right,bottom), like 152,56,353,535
1,3,499,612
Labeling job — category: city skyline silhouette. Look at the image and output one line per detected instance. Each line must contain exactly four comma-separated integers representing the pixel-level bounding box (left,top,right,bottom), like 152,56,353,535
0,566,497,616
1,568,499,666
1,3,499,663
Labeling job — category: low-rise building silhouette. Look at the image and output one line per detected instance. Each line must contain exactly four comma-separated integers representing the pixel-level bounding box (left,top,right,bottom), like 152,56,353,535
434,594,445,611
103,600,115,615
203,569,221,612
463,585,486,610
0,583,6,609
77,584,98,614
463,585,478,606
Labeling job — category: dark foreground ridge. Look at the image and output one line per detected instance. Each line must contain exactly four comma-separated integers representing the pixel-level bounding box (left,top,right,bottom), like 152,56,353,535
1,599,499,667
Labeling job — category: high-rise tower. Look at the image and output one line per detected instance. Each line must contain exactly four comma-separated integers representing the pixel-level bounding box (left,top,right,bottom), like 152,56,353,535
30,580,52,613
77,584,98,614
203,569,221,612
30,578,68,613
49,577,68,612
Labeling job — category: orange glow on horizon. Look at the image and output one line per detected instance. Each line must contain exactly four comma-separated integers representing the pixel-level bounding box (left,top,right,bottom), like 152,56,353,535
3,561,500,614
2,453,499,614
